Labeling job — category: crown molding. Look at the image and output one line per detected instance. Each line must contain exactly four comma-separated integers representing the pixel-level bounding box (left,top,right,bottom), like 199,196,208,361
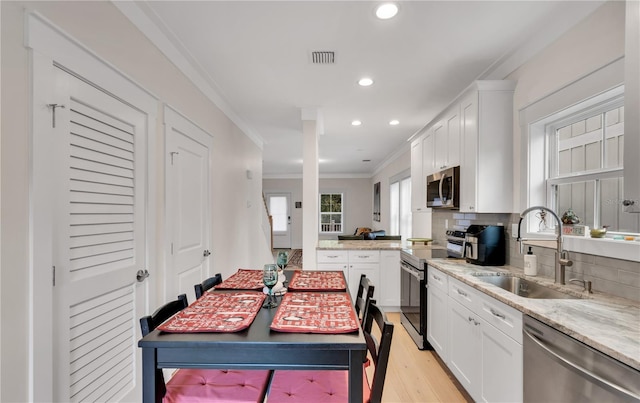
112,1,264,149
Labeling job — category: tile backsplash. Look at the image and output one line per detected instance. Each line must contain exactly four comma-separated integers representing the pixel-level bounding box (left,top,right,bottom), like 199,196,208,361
431,210,640,302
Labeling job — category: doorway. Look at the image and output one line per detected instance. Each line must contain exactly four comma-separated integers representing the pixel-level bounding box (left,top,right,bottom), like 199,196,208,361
266,193,292,249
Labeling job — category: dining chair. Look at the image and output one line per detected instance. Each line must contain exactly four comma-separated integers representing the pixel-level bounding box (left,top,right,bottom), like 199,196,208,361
266,301,394,403
355,274,375,326
194,273,223,299
140,294,272,403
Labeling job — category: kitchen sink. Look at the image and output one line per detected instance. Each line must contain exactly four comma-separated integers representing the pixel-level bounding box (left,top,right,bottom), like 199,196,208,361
474,275,581,299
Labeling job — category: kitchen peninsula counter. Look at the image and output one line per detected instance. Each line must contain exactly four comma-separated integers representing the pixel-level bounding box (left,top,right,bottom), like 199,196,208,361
427,258,640,371
317,239,404,250
317,239,446,251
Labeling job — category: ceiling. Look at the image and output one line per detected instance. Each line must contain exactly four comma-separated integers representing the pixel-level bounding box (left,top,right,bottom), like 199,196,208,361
119,1,604,178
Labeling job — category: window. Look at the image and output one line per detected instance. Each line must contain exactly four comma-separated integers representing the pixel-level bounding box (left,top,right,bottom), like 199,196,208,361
320,193,343,233
390,175,412,240
546,98,638,233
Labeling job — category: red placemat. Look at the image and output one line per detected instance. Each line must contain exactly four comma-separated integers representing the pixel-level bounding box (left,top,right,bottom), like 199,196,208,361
287,270,347,292
270,292,359,334
158,291,265,333
215,269,264,290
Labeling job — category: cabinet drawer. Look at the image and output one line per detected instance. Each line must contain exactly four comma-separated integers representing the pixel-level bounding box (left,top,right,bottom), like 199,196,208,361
477,291,522,344
427,266,448,294
317,250,348,263
449,277,480,312
348,250,380,263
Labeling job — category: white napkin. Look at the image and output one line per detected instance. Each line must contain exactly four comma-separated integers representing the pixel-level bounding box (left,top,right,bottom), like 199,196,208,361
264,281,287,295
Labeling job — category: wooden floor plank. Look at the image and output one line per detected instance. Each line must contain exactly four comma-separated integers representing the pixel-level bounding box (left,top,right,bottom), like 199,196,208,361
379,312,468,403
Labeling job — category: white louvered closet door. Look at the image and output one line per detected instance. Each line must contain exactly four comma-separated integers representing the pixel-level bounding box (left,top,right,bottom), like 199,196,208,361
52,67,147,403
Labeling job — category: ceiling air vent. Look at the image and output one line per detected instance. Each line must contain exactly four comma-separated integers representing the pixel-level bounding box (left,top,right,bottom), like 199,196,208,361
311,51,335,64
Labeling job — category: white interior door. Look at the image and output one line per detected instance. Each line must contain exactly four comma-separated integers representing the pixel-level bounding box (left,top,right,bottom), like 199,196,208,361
267,193,291,249
52,67,148,403
165,107,212,302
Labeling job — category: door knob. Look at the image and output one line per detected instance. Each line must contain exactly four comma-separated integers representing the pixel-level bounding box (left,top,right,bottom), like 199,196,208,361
136,269,149,282
203,250,211,257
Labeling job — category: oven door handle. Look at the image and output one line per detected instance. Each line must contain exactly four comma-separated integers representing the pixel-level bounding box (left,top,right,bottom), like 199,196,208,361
400,263,421,280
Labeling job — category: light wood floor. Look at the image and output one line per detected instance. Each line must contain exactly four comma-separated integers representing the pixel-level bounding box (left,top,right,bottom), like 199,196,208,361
376,312,469,403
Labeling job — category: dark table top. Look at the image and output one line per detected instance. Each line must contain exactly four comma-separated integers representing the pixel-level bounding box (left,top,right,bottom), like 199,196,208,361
138,270,366,352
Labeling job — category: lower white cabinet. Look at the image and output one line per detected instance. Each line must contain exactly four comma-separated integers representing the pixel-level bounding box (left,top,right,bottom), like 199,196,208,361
379,251,401,307
429,272,523,402
449,298,482,398
427,266,449,362
316,249,400,310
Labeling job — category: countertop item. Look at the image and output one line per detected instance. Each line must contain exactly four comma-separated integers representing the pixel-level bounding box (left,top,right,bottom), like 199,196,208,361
426,258,640,371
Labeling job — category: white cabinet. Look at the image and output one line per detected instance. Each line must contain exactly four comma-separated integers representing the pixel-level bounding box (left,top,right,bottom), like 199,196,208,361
410,138,426,211
422,129,435,178
411,129,436,212
459,81,516,213
434,106,461,171
315,250,348,281
428,272,523,402
348,251,380,299
449,297,482,398
426,266,449,363
479,314,523,403
316,249,400,311
379,251,401,307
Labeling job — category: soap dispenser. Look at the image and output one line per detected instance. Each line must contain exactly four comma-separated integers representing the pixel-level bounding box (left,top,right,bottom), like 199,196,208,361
524,247,537,276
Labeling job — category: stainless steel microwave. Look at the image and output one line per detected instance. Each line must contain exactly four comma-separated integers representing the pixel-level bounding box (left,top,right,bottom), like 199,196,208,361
426,166,460,209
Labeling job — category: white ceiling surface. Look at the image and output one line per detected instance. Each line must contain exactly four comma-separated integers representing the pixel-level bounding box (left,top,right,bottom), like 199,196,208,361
123,1,604,177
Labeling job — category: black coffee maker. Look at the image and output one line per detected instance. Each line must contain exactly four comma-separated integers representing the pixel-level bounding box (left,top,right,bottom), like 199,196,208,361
464,225,505,266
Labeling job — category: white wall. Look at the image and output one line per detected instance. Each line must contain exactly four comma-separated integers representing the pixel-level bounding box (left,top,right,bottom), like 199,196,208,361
507,1,625,210
0,2,269,401
263,177,378,243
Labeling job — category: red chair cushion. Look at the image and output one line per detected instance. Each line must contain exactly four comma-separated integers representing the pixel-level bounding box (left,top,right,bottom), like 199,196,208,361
267,369,371,403
163,369,271,403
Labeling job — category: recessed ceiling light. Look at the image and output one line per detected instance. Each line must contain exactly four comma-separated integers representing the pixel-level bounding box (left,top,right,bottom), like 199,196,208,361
358,77,374,87
352,120,362,126
376,3,398,20
389,119,400,126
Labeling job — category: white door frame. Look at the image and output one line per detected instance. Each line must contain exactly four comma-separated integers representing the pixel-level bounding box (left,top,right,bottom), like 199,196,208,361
27,12,158,401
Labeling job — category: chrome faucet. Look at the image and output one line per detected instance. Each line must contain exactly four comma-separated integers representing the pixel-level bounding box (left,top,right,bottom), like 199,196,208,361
517,206,573,285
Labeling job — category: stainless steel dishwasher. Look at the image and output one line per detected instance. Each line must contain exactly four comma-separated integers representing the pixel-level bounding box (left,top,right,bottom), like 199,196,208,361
523,315,640,402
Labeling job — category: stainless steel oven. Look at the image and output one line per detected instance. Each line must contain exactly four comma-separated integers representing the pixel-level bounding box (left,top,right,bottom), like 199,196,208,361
400,248,446,350
400,256,427,350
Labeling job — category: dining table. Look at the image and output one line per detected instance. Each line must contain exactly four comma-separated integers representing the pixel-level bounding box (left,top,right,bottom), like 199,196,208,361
138,270,367,403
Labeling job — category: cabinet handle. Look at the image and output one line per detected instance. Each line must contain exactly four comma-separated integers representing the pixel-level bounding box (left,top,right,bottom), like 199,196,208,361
457,288,468,297
327,255,339,258
357,255,370,259
490,308,506,320
468,316,479,326
433,275,441,281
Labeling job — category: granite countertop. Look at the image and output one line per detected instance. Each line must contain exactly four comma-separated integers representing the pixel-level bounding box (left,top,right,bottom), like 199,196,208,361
426,258,640,371
317,239,405,250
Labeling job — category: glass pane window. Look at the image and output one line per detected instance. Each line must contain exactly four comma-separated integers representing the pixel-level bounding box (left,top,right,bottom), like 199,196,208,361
319,193,343,233
548,103,638,233
390,175,412,240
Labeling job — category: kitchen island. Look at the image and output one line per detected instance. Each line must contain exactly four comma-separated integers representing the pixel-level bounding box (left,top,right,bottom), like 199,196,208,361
316,240,445,309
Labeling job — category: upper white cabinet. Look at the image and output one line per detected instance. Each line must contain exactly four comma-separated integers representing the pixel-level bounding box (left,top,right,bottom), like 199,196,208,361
422,130,436,179
411,128,436,212
410,137,426,211
459,81,516,213
434,105,461,171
